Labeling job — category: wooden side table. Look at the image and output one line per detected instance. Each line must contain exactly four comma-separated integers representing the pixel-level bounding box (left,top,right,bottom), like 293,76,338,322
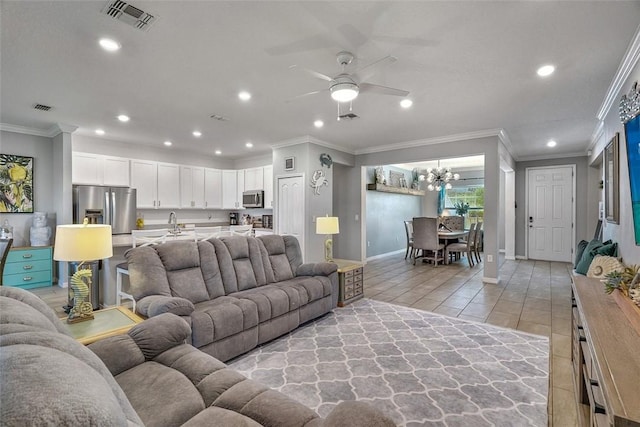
64,306,143,345
333,259,364,307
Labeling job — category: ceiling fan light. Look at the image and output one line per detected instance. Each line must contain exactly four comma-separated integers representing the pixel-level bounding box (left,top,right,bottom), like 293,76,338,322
330,82,359,102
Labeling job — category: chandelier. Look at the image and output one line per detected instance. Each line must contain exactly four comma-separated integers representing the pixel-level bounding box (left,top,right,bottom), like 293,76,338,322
421,162,460,191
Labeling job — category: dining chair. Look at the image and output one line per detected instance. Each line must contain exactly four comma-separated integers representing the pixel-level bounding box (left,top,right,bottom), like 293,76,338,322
473,222,483,263
412,217,445,266
194,226,224,241
0,238,14,286
230,225,253,236
404,220,415,259
445,223,476,267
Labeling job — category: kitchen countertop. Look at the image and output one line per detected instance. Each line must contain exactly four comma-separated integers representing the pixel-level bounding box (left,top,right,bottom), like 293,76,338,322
112,226,273,247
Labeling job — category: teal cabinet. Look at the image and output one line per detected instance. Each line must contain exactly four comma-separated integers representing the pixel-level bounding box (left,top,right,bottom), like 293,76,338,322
3,246,53,289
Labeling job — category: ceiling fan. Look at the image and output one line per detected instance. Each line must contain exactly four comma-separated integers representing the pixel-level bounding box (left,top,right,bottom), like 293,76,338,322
289,51,410,104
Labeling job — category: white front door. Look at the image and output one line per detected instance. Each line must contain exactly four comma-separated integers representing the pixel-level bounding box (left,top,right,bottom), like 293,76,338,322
276,174,305,257
527,166,575,262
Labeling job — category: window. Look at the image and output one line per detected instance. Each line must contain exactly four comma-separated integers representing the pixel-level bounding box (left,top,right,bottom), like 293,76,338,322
445,186,484,228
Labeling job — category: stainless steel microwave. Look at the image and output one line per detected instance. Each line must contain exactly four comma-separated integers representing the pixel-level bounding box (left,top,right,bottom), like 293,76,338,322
242,190,264,208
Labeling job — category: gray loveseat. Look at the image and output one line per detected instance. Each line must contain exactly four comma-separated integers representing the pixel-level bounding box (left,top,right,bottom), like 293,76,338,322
126,234,337,361
0,286,395,427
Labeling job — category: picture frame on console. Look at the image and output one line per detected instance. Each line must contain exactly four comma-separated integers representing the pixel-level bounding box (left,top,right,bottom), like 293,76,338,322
604,133,619,224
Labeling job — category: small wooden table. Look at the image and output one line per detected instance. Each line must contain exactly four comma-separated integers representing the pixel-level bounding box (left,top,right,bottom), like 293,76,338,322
64,306,144,345
333,259,364,307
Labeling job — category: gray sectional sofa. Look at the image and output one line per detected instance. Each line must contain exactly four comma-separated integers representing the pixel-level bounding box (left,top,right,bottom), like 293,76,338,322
0,286,395,427
125,234,338,361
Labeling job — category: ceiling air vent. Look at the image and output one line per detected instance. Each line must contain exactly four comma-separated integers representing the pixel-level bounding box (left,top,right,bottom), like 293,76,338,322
338,113,359,121
102,0,156,31
210,114,230,121
33,104,52,111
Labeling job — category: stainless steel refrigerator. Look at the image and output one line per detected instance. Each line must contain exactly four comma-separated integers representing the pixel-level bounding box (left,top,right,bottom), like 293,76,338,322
73,185,137,234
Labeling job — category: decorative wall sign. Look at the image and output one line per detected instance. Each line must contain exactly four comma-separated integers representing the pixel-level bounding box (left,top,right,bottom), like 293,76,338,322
604,133,619,224
319,153,333,168
619,81,640,123
0,154,34,213
284,156,295,171
310,170,328,195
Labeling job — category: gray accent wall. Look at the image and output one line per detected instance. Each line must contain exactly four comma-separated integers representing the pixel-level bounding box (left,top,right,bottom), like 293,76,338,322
514,156,589,257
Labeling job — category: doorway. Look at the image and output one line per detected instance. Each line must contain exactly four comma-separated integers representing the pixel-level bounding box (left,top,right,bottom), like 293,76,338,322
526,165,575,262
276,174,305,257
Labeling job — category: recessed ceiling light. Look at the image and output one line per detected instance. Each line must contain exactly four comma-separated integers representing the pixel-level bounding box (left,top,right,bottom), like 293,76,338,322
164,141,172,147
314,120,324,128
99,38,121,52
117,114,130,122
215,150,222,155
547,140,557,147
95,129,105,136
192,130,202,137
238,91,252,101
245,142,253,148
537,64,555,77
400,99,413,108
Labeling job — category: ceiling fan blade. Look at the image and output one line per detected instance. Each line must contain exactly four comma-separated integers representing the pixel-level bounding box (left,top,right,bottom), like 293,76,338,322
265,34,334,56
285,89,328,103
360,83,409,97
289,65,334,82
353,55,397,81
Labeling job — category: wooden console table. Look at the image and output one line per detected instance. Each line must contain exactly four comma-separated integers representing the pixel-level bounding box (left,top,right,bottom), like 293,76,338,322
571,274,640,426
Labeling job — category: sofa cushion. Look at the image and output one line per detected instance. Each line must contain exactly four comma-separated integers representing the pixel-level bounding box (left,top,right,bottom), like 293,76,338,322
575,239,603,275
198,240,226,299
273,276,333,306
232,285,301,322
191,297,259,347
126,246,173,300
156,242,210,304
219,236,270,291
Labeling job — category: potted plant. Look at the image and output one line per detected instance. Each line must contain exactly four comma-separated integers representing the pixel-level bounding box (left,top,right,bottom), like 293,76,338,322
453,201,470,217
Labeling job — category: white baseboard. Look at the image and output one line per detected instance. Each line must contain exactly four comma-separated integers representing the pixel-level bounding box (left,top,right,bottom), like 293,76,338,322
515,255,528,260
505,256,516,260
499,249,505,254
366,248,405,261
482,277,500,284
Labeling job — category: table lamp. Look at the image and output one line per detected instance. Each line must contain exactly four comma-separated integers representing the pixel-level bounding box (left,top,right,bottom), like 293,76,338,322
53,219,112,323
316,216,339,262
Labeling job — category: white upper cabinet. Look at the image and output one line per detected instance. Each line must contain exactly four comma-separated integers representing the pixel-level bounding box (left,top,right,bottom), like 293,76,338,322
263,165,273,208
222,169,244,209
72,152,130,186
244,167,264,191
204,168,222,209
103,156,130,186
131,160,180,209
180,166,205,208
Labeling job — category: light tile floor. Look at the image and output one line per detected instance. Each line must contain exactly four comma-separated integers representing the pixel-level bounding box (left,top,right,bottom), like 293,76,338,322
364,252,578,427
28,252,577,426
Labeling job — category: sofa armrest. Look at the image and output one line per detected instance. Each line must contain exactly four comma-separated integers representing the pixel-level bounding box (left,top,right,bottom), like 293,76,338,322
89,313,191,376
137,295,195,318
296,262,338,277
320,401,396,426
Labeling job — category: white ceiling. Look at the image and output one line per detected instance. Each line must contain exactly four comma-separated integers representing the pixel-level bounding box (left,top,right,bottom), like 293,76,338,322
2,1,639,160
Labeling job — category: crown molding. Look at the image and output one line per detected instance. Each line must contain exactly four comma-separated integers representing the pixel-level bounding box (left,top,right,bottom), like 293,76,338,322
596,24,640,121
354,129,504,155
270,135,355,155
0,122,78,137
497,129,518,161
588,120,605,152
516,151,587,162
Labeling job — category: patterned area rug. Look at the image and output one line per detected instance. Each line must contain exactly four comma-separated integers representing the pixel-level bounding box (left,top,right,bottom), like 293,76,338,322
228,299,549,426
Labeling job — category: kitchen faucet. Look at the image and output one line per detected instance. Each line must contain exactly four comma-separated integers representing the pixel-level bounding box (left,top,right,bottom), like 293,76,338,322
168,211,179,234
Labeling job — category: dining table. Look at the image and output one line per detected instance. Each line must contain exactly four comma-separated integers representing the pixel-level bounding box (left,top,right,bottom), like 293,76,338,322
437,230,469,264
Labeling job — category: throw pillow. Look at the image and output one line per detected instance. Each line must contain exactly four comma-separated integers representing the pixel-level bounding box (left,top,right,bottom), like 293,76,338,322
574,240,588,268
575,239,603,275
593,242,618,258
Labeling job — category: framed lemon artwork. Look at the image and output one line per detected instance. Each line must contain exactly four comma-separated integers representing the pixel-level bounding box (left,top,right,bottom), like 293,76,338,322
0,154,34,213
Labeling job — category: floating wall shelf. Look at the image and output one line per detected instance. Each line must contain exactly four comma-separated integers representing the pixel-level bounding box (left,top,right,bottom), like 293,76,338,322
366,183,425,196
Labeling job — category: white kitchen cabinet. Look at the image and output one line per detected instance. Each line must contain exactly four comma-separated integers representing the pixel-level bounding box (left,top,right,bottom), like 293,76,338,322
103,156,130,187
263,165,273,209
72,152,103,185
204,168,222,209
130,160,158,208
131,160,179,209
156,162,180,208
244,167,264,191
180,166,205,208
73,152,130,186
222,170,244,209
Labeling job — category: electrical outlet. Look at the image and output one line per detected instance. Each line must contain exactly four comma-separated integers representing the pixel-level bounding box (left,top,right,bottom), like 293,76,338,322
355,214,359,221
367,241,371,247
487,255,493,262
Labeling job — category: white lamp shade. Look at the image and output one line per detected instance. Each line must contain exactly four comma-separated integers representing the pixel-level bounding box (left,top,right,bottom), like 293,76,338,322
316,216,340,235
53,224,113,261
